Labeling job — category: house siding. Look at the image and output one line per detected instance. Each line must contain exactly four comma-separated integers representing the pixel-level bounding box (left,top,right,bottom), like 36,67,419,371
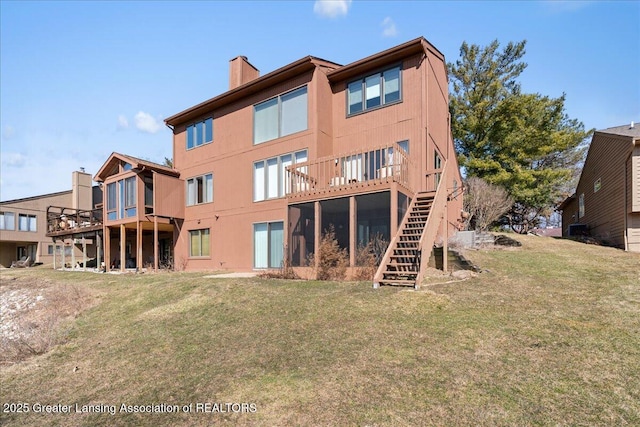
562,129,639,251
166,38,463,271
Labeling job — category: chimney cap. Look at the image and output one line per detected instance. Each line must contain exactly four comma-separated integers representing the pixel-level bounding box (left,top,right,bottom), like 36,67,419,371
631,121,635,129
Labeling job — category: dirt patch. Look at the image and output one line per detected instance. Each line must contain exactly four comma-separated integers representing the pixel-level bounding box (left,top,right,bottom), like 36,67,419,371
0,275,93,364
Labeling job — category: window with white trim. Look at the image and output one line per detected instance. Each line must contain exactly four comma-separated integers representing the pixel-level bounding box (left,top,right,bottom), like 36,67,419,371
579,193,585,218
254,86,307,144
186,173,213,206
186,117,213,150
347,66,401,116
253,150,307,201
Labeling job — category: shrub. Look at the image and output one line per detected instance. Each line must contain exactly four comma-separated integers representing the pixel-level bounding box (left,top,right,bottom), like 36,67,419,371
315,225,348,281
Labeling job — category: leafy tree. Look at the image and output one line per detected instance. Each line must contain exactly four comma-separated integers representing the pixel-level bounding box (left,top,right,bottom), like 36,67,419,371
163,157,174,168
449,40,591,233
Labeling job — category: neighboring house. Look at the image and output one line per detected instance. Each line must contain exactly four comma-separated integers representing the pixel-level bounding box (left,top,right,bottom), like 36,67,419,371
559,123,640,252
156,36,462,286
0,170,102,267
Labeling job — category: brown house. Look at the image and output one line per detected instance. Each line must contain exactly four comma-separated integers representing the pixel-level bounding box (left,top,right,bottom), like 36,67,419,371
559,123,640,252
154,36,464,287
1,170,101,268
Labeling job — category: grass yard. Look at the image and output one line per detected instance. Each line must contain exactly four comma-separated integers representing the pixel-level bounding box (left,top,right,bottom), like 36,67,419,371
1,235,639,426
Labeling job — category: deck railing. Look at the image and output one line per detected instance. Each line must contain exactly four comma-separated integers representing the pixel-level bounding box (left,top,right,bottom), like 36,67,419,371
286,142,412,198
46,205,103,236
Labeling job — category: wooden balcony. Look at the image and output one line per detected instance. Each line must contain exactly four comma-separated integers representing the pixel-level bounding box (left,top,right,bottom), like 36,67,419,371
46,205,103,238
286,142,412,202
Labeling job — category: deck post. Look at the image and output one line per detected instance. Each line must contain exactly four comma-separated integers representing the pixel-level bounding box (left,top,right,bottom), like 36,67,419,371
104,227,111,272
82,236,87,271
61,241,66,270
120,224,126,272
314,201,321,271
52,240,56,270
349,196,356,267
96,232,102,272
153,216,158,272
390,184,398,238
71,239,76,270
136,221,142,271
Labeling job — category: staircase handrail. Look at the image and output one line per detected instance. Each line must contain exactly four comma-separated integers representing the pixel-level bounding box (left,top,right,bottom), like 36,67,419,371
414,159,449,287
373,191,428,285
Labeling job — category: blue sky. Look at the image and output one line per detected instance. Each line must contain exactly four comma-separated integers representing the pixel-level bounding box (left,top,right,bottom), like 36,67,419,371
1,0,638,201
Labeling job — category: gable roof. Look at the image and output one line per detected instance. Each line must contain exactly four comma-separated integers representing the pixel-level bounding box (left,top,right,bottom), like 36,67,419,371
0,189,72,205
597,123,640,139
165,56,342,127
164,36,445,127
327,37,443,83
94,152,179,182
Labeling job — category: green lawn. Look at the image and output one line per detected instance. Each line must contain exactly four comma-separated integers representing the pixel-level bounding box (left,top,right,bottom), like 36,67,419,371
1,235,639,426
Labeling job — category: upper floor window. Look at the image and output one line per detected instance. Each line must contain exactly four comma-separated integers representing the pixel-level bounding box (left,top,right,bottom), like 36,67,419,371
347,66,401,116
254,86,307,145
254,150,307,201
0,211,15,230
187,117,213,150
18,214,37,232
579,193,585,218
187,173,213,206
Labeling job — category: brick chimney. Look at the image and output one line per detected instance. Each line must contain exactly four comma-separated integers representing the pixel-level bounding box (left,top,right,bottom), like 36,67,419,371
72,169,92,211
229,56,259,90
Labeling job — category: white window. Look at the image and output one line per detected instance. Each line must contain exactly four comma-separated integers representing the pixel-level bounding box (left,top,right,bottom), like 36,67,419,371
254,86,307,144
579,193,585,218
0,212,15,230
18,214,36,232
186,174,213,206
254,221,284,268
254,150,308,201
348,66,401,115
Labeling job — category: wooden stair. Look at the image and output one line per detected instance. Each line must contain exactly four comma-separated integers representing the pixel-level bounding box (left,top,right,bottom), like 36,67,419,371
374,192,434,288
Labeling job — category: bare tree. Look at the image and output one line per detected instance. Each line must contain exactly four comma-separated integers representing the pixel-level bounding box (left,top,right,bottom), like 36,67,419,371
464,177,513,231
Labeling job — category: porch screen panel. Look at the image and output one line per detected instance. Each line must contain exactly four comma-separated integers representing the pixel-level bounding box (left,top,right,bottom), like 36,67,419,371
267,158,278,199
254,98,278,144
269,222,284,268
254,162,265,201
280,87,307,137
254,223,268,268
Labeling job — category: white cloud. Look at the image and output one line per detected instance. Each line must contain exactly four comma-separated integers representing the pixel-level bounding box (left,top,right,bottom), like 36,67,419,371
117,114,129,129
381,17,397,37
314,0,352,19
134,111,161,134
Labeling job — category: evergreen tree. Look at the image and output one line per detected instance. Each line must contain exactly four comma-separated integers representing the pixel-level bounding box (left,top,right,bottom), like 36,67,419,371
448,40,591,233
